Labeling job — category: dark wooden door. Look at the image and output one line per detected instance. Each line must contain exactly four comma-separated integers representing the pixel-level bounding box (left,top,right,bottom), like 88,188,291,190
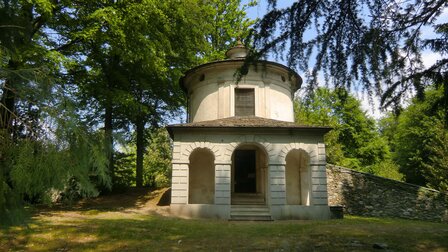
234,150,256,193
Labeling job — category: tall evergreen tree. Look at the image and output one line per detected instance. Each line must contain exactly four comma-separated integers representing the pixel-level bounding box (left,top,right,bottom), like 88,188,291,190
250,0,447,112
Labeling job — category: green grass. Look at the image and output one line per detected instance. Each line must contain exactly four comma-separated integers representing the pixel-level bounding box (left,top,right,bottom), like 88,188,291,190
1,189,447,251
1,212,447,251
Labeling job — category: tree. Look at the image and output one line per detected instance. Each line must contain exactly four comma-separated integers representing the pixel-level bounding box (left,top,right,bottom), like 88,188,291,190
53,0,214,188
0,0,55,134
0,0,111,223
392,86,448,190
296,87,402,180
202,0,257,61
250,0,448,112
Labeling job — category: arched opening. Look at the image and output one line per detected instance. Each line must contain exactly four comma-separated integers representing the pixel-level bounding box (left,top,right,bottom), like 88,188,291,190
188,148,215,204
231,143,268,204
285,149,311,205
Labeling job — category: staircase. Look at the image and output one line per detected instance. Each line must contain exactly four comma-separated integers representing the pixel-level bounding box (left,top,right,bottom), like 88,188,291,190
230,193,272,221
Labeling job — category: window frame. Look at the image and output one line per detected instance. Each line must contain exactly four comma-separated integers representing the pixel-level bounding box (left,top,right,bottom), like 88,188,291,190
234,88,255,116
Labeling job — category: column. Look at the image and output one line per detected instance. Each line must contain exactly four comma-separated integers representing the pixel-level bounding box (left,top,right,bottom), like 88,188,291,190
269,164,286,205
171,162,189,204
215,162,231,205
311,142,329,206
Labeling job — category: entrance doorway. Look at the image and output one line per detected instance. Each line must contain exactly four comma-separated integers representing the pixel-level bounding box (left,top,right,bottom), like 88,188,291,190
231,144,268,205
234,150,256,193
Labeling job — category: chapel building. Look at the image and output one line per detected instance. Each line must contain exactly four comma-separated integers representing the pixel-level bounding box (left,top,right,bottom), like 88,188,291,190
166,42,332,220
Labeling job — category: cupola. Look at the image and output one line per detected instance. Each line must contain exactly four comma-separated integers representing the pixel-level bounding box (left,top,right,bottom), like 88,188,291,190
225,39,249,59
180,41,302,123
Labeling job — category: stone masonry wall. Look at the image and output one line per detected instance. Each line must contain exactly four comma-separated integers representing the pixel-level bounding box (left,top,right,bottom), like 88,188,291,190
327,164,448,222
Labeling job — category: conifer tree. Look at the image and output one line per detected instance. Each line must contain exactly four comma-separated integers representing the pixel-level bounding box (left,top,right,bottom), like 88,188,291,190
251,0,447,111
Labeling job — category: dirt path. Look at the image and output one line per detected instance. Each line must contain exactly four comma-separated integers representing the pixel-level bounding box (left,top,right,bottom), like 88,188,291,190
44,187,173,217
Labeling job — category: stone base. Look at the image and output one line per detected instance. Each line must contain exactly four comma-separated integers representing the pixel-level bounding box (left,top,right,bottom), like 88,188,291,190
170,204,230,219
270,205,331,220
170,204,331,220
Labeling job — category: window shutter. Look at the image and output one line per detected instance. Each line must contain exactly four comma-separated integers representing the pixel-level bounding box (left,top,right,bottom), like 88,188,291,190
235,88,255,116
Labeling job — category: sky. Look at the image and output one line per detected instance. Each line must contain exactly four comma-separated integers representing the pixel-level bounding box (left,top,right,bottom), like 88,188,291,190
243,0,448,119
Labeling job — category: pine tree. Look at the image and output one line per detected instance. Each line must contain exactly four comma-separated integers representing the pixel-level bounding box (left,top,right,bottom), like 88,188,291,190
251,0,447,111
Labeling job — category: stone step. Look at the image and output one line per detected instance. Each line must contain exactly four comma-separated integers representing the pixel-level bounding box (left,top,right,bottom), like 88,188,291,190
230,204,272,221
231,205,270,211
230,215,272,221
231,194,265,205
231,199,265,205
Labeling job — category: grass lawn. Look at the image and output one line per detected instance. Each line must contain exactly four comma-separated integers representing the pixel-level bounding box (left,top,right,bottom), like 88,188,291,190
1,188,447,251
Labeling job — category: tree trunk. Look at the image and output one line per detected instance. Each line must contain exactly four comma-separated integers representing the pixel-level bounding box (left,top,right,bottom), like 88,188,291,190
1,59,19,134
0,84,15,132
104,102,114,186
136,113,145,188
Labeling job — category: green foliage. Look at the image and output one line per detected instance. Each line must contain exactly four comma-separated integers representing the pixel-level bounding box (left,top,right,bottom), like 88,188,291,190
1,0,112,223
113,128,171,189
0,125,111,223
252,0,447,112
391,86,448,190
201,0,257,61
422,126,448,191
113,152,136,190
296,87,402,180
143,128,172,188
365,160,404,182
55,0,254,187
0,0,258,220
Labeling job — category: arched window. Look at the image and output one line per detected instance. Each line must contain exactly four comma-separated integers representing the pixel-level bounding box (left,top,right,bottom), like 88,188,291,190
188,148,215,204
285,149,311,205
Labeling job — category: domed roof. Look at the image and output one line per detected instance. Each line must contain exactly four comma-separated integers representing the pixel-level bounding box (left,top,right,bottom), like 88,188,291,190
179,40,302,94
225,39,249,59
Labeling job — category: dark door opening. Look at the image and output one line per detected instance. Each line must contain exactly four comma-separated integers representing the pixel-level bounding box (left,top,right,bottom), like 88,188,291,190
234,150,256,193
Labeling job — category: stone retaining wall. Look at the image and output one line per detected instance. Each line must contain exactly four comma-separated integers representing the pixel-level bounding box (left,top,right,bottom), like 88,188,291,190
326,164,448,222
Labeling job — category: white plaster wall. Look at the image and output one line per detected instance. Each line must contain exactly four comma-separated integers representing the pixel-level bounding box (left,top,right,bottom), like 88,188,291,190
185,62,297,122
269,84,294,121
170,130,330,219
189,149,215,204
189,83,218,122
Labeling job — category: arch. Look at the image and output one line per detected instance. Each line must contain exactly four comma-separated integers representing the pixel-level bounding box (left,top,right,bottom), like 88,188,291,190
182,142,220,161
188,148,215,204
231,143,268,204
232,141,270,159
285,149,311,205
279,143,317,165
224,135,274,162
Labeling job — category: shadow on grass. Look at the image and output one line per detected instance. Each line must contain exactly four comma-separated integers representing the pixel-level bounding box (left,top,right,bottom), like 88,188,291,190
2,184,447,251
157,188,171,206
2,213,448,251
34,187,170,214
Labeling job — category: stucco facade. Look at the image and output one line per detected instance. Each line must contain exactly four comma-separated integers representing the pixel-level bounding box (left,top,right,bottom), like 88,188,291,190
167,42,332,220
182,60,299,122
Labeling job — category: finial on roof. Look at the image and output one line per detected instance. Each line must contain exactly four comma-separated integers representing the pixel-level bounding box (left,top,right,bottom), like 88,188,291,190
236,37,243,46
225,38,248,59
